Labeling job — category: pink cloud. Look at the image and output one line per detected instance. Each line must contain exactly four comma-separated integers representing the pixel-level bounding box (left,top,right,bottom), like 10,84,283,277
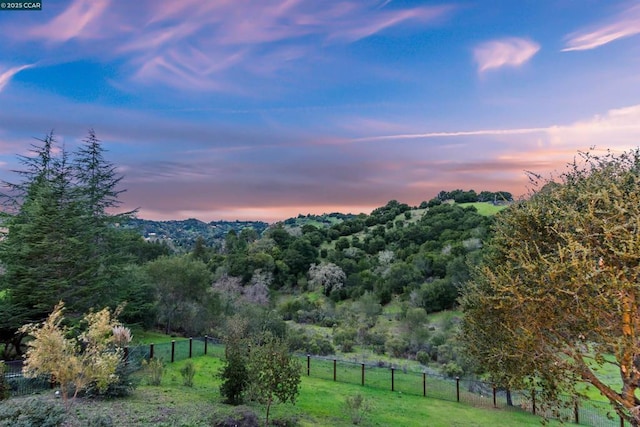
563,3,640,51
474,37,540,73
28,0,111,42
11,0,455,92
0,64,33,93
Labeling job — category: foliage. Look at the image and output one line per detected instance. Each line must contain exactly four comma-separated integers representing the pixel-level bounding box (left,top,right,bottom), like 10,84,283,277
0,131,133,356
125,217,268,253
0,362,8,400
248,333,302,426
344,393,371,425
141,358,164,386
180,360,196,387
19,302,127,407
145,255,212,335
460,149,640,426
219,316,250,405
0,397,66,427
308,262,346,296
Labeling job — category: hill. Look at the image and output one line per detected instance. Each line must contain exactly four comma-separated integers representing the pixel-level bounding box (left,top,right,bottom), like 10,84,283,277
123,217,269,251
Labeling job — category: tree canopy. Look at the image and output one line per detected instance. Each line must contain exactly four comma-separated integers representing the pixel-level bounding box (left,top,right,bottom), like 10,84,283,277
460,149,640,425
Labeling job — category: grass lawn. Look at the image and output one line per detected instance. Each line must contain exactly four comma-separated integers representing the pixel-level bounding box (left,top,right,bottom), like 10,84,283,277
30,355,564,426
458,202,507,216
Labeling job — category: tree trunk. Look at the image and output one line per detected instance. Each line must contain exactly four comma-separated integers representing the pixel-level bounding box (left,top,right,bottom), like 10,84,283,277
265,397,272,427
506,389,513,406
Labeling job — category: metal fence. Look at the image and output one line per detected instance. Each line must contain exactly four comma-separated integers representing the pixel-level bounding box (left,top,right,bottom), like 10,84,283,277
1,338,628,426
299,354,624,427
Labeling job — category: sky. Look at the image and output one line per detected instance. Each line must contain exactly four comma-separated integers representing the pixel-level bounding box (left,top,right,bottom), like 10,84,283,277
0,0,639,223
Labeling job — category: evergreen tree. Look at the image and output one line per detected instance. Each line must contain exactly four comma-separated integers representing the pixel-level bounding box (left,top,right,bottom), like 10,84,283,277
0,130,132,355
72,129,135,309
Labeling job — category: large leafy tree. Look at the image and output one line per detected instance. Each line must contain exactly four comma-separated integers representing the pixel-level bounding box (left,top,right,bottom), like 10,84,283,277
460,149,640,425
145,255,212,335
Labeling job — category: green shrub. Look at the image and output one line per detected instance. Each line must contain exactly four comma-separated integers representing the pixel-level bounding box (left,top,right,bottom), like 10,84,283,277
141,358,163,386
180,361,196,387
344,393,371,425
84,360,138,398
0,362,8,400
416,350,430,366
443,362,464,378
385,335,408,358
86,413,114,427
219,351,248,405
0,397,65,427
333,328,357,352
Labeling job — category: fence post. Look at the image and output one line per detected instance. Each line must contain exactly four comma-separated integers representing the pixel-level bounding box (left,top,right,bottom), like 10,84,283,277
574,399,579,424
150,343,154,359
531,389,536,415
189,338,193,358
307,354,310,376
492,384,496,408
171,340,175,363
124,346,129,367
361,363,365,386
423,373,426,397
333,359,337,382
204,335,208,355
391,368,395,392
456,377,460,402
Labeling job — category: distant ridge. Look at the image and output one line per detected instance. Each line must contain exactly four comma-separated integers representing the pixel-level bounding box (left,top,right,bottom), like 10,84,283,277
123,217,269,251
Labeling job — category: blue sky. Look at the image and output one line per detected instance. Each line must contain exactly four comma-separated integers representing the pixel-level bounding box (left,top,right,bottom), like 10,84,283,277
0,0,639,222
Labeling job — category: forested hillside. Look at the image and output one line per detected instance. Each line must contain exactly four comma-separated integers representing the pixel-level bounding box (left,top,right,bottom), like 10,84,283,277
0,131,511,380
123,217,269,252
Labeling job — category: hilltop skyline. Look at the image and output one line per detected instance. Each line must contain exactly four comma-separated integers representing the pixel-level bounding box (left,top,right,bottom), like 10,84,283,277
0,1,639,222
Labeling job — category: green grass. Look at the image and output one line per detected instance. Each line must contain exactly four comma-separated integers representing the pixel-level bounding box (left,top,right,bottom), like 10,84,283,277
129,328,177,345
45,355,562,426
458,202,507,216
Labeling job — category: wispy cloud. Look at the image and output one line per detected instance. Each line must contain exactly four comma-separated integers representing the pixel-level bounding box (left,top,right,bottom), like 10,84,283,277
9,0,454,92
563,3,640,51
474,37,540,73
350,104,640,148
351,127,549,142
0,64,33,93
28,0,111,42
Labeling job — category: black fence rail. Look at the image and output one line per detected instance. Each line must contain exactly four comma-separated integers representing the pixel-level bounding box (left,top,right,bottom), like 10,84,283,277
3,336,224,398
1,338,627,426
298,354,623,427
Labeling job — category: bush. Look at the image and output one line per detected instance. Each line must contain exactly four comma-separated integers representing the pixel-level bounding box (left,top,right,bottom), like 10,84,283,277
333,328,357,352
87,414,114,427
219,351,248,405
180,361,196,387
443,362,464,378
141,358,163,386
344,393,371,425
416,350,430,366
287,328,335,356
84,360,138,398
0,397,65,427
0,362,8,400
385,336,408,358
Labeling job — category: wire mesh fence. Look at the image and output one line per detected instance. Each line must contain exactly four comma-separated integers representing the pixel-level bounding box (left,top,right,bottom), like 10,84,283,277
1,337,629,426
298,353,624,427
